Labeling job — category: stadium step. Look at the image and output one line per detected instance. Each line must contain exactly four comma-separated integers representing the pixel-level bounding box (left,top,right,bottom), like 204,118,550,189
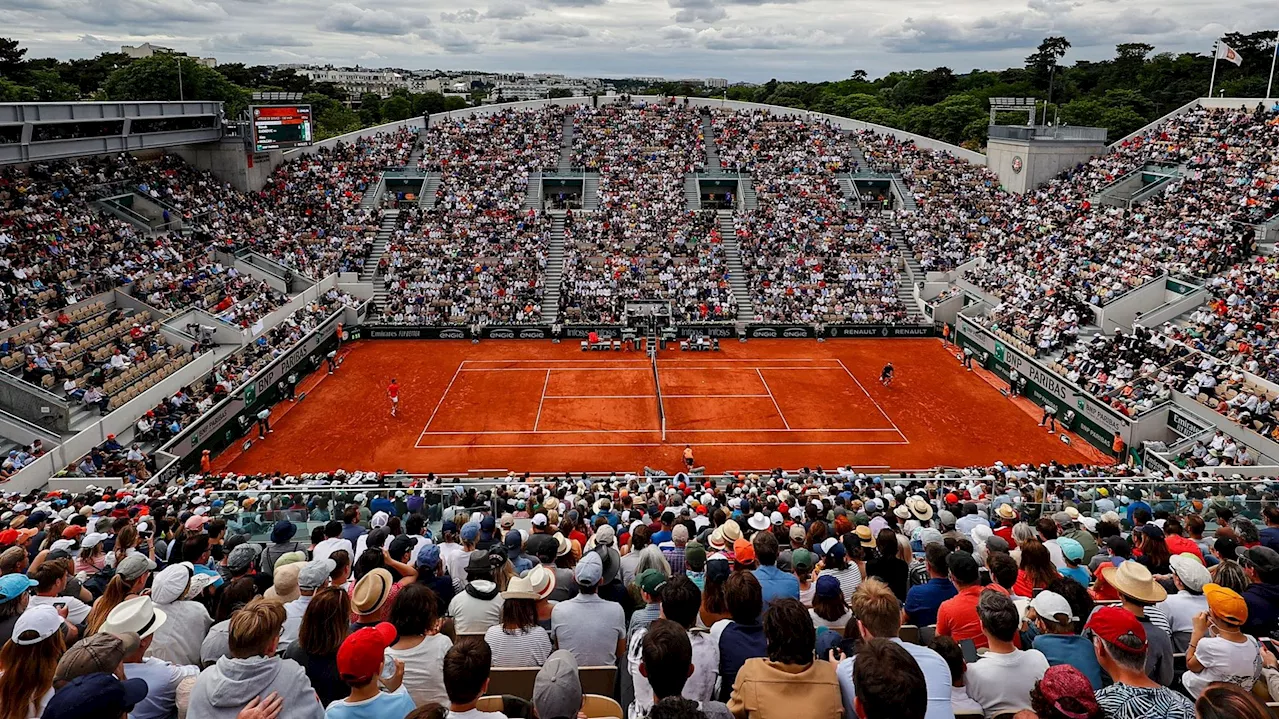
890,175,918,213
838,175,861,209
893,229,922,319
558,115,574,172
685,175,700,211
360,209,400,283
702,113,719,170
583,175,599,211
741,175,758,211
419,173,440,209
718,211,753,321
359,177,385,209
541,213,567,322
524,171,542,210
850,145,868,173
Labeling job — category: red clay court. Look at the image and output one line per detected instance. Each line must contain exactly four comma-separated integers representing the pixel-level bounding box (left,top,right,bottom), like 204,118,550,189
215,338,1103,475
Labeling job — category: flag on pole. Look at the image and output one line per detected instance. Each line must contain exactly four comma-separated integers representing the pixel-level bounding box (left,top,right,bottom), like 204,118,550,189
1216,42,1244,66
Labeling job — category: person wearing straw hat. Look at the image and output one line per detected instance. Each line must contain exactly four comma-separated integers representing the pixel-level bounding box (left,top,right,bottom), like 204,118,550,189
1182,583,1260,698
1095,561,1173,687
485,574,553,667
102,596,201,719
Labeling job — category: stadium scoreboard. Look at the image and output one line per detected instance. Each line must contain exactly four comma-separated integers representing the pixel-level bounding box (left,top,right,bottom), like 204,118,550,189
251,105,313,152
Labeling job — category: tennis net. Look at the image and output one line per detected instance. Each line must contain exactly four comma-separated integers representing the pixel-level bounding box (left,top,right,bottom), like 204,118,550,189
651,347,666,440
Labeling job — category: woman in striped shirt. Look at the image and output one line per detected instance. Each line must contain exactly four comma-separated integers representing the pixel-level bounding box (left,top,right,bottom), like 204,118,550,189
484,575,553,667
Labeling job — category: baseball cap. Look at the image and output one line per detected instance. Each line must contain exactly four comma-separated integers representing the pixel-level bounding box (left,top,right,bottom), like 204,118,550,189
733,538,756,564
705,555,730,583
788,524,805,542
1168,553,1210,592
791,548,815,571
814,575,841,599
460,522,481,542
115,554,157,583
336,622,398,681
42,673,149,719
534,650,582,719
684,542,706,570
55,632,140,685
1085,605,1146,654
1029,591,1075,624
1203,583,1248,626
574,550,603,586
1237,545,1278,575
416,544,441,570
636,569,666,597
226,543,261,573
0,572,36,603
298,558,337,590
13,604,62,645
918,528,944,547
1057,537,1084,563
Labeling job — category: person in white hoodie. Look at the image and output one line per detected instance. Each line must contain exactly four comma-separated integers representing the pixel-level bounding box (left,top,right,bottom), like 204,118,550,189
187,597,324,719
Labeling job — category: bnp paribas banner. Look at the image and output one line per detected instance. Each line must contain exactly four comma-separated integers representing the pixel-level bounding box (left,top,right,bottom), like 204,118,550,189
955,317,1132,453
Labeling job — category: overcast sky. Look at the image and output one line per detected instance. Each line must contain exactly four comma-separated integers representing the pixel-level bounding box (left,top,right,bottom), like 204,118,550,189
4,0,1274,82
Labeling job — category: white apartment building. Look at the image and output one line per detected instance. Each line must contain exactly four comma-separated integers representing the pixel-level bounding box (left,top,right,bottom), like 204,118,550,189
297,68,404,97
121,43,216,68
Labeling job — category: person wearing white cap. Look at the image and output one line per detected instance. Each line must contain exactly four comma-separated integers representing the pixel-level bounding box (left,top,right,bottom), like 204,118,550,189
0,604,64,717
1027,590,1104,689
1155,553,1211,652
145,563,213,668
104,596,200,719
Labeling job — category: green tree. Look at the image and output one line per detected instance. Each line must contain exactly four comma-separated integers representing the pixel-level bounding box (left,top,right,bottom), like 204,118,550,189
358,92,382,125
1058,98,1107,127
413,92,446,116
381,95,412,121
105,55,250,117
0,37,28,82
28,68,77,101
1025,36,1071,89
0,77,35,102
547,88,574,99
443,96,468,112
1099,106,1146,141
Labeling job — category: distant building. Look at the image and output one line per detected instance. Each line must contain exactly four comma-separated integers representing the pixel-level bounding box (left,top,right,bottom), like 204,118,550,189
705,78,729,89
407,77,442,94
297,68,404,97
121,43,216,68
492,82,586,101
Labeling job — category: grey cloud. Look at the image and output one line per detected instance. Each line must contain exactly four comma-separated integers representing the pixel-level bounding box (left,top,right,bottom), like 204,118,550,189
318,2,427,35
11,0,228,26
698,25,842,50
670,0,726,23
440,8,483,22
485,1,529,18
216,32,314,48
498,21,589,41
427,26,483,52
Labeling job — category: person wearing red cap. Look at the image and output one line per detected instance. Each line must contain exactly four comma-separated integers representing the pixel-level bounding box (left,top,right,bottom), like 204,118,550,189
1088,606,1195,719
325,623,414,719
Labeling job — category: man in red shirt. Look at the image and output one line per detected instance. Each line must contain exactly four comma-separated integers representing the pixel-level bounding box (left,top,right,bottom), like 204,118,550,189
387,378,399,418
935,551,991,648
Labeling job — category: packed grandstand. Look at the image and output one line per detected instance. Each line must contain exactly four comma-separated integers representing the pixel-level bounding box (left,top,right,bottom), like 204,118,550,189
0,90,1273,719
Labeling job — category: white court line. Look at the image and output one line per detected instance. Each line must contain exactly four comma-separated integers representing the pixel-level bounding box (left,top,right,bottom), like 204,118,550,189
661,367,837,371
459,367,647,372
417,427,896,435
756,368,790,430
833,359,908,442
415,440,908,448
417,362,464,445
532,369,551,431
663,394,771,398
460,358,826,363
544,395,652,399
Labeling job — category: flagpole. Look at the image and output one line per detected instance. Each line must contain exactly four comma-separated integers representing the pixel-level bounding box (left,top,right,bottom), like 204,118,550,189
1208,41,1219,97
1267,35,1278,101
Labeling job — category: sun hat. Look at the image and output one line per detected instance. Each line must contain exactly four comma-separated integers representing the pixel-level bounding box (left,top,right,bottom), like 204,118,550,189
527,564,557,600
747,513,769,532
893,505,912,520
351,568,393,616
855,525,875,547
721,520,742,543
1203,583,1247,626
264,563,301,603
708,528,726,551
908,497,934,522
1099,561,1166,604
996,504,1018,520
1168,553,1210,593
99,596,167,639
502,574,542,601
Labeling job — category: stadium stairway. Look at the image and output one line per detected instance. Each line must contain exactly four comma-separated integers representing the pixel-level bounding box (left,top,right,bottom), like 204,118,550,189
524,172,543,210
359,208,399,283
890,175,919,213
406,131,427,167
685,175,700,211
702,113,719,170
741,175,758,210
541,214,567,322
718,211,754,321
558,115,575,172
359,177,385,209
419,173,440,209
582,175,599,211
850,145,868,172
838,175,859,208
893,229,922,318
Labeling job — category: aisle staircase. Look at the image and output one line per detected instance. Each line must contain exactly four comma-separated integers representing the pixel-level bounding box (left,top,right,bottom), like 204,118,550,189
558,115,575,172
360,208,399,283
419,173,440,209
685,176,700,211
541,213,567,322
890,176,918,213
849,145,868,173
892,228,921,318
359,177,385,209
524,172,542,210
741,175,758,210
582,175,599,211
702,113,720,170
718,211,753,321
